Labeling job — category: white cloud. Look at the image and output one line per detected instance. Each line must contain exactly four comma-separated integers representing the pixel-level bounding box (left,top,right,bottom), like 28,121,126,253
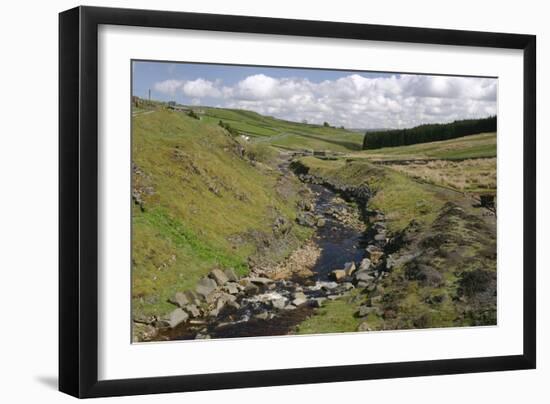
153,73,497,129
182,78,221,98
153,79,184,95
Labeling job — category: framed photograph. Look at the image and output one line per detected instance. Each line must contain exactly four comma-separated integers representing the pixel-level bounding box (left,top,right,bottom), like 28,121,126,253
59,6,536,398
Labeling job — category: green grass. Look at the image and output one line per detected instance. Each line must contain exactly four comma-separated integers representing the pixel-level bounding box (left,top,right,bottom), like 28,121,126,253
352,132,496,161
295,292,362,335
132,109,310,318
296,156,454,231
202,107,364,152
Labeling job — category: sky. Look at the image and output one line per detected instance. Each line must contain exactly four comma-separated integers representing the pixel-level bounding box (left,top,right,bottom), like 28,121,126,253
132,60,497,129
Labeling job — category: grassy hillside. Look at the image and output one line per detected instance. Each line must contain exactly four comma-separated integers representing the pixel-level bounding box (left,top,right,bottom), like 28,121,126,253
349,133,497,196
201,107,364,152
294,156,496,332
353,132,496,161
132,109,310,319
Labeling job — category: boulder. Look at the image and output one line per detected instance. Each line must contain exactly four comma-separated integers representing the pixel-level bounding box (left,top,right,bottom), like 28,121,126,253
292,293,308,306
330,269,347,282
168,292,189,308
355,271,375,283
166,308,189,328
195,277,217,299
254,311,270,320
272,298,287,310
226,300,241,310
184,290,203,305
369,251,384,265
249,277,273,286
359,258,371,272
374,233,387,242
185,304,201,318
195,333,211,340
224,282,240,295
224,268,239,282
341,282,355,291
357,322,372,332
243,282,260,295
316,218,326,227
344,262,356,276
320,281,339,290
310,298,326,308
209,268,229,286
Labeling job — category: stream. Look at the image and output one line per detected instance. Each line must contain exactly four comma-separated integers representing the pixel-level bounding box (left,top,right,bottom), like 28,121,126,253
158,166,367,341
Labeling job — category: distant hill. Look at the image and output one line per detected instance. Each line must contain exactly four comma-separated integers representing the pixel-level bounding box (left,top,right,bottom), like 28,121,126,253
362,116,497,150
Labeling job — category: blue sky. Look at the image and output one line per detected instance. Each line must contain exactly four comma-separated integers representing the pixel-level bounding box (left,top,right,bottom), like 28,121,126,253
133,61,393,103
132,60,497,129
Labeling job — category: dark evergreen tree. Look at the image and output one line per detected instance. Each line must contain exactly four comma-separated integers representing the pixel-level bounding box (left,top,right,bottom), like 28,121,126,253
362,116,496,150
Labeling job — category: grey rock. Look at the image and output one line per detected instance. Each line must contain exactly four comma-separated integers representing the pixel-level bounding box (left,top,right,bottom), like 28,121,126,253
195,333,211,340
310,298,326,308
341,282,355,291
316,218,326,227
293,291,306,300
195,277,217,299
168,292,189,308
330,269,347,282
359,258,372,272
166,308,189,328
357,322,372,332
283,304,297,310
244,282,260,295
254,311,270,320
184,290,203,305
224,282,240,295
133,314,154,325
272,298,287,310
355,271,375,283
224,268,239,282
292,296,308,306
209,268,229,286
249,277,273,286
365,244,383,256
321,282,339,290
226,300,241,310
344,262,356,276
185,304,201,318
374,233,387,242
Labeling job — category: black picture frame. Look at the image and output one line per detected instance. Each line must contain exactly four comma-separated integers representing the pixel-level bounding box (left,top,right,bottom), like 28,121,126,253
59,5,536,398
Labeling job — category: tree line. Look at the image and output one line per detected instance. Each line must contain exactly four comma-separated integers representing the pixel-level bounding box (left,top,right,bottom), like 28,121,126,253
362,116,497,150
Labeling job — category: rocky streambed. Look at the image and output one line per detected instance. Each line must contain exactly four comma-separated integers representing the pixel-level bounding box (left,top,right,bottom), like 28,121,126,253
135,159,392,342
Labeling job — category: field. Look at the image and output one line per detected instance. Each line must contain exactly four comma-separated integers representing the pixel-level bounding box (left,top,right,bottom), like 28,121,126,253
201,107,365,152
354,132,496,161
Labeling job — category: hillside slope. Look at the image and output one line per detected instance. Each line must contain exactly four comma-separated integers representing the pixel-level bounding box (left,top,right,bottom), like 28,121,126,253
132,109,310,320
201,107,364,152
